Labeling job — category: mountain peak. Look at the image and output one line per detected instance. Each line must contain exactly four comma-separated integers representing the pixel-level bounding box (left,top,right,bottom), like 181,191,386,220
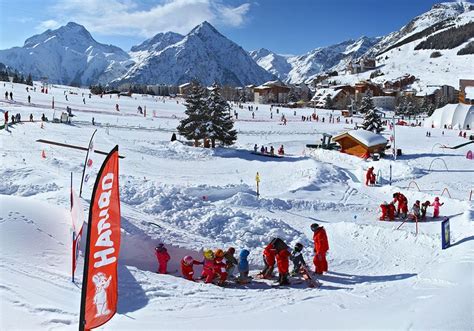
190,21,221,36
130,31,184,52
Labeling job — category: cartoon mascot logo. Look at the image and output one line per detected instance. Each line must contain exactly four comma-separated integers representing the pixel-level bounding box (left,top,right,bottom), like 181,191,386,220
92,272,112,317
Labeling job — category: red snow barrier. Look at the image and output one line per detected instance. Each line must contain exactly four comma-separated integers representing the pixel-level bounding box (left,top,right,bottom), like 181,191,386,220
407,181,421,192
441,188,452,199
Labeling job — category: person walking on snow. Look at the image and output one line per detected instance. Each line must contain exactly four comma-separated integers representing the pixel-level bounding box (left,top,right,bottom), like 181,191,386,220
259,241,277,279
365,167,374,186
201,249,216,284
253,144,258,153
393,192,408,218
155,243,170,274
430,197,444,218
276,247,290,285
224,247,238,278
311,223,329,275
237,249,251,283
290,243,306,276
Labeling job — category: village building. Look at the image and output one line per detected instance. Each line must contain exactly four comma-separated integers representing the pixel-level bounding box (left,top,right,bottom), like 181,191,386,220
311,88,350,109
373,96,396,111
178,82,193,97
383,74,416,90
346,57,376,74
254,80,290,104
333,129,388,158
459,79,474,105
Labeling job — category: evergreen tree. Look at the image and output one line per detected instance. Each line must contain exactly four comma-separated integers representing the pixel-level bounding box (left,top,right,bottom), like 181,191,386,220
12,73,19,83
419,96,429,115
177,81,209,146
395,96,407,116
427,101,436,116
26,73,33,86
324,95,333,109
358,94,375,115
405,101,415,118
362,108,384,133
288,90,298,103
206,84,237,147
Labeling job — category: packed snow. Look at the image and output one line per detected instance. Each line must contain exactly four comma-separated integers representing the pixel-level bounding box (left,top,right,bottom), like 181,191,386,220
0,81,473,330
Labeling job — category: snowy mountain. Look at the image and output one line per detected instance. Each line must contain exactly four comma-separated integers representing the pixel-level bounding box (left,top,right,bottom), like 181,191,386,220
117,21,275,86
248,48,293,81
0,22,132,86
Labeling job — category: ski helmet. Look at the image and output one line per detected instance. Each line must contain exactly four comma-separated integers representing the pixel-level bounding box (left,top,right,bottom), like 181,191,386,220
393,193,399,198
215,249,225,258
294,243,304,252
203,249,214,260
310,223,319,232
183,255,194,266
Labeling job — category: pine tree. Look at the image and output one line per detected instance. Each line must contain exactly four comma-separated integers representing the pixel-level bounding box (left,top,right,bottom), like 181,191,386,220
405,102,415,118
362,107,384,133
395,96,407,116
358,94,375,115
288,90,298,103
324,95,333,109
177,81,209,146
427,101,436,116
26,73,33,86
206,84,237,147
419,96,429,114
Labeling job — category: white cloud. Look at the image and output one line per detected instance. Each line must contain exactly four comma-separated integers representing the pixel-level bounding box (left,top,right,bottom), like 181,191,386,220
38,19,61,30
37,0,251,37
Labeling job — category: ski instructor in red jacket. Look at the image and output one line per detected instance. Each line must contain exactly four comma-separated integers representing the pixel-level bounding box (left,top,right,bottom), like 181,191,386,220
311,223,329,274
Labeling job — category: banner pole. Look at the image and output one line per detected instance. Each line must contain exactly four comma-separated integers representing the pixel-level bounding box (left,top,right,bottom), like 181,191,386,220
71,172,74,283
79,129,97,197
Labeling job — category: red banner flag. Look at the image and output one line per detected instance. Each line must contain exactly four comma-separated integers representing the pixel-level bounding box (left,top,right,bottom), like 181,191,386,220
79,146,121,331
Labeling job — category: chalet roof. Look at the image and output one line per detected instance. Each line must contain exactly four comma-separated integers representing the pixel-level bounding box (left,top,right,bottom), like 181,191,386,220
311,88,343,102
179,82,191,88
333,129,388,148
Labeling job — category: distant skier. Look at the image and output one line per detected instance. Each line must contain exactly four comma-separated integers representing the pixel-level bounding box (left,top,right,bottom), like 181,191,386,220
4,111,8,125
4,91,8,100
92,117,95,126
270,146,274,156
430,197,444,218
155,243,170,274
253,144,258,153
290,243,306,276
115,104,120,112
311,223,329,275
29,113,33,122
9,92,13,100
181,255,202,281
393,192,408,218
278,145,284,156
365,167,374,186
28,95,31,103
260,145,265,154
237,249,251,284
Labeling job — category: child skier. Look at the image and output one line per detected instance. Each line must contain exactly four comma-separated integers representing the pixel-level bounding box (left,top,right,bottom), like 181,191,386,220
259,241,276,279
201,249,216,284
237,249,251,284
155,243,170,274
387,201,396,221
275,247,290,285
181,255,203,281
379,201,388,221
393,192,408,218
290,243,306,276
214,249,228,286
311,223,329,275
365,167,374,186
224,247,238,278
421,200,430,219
431,197,444,218
410,200,421,220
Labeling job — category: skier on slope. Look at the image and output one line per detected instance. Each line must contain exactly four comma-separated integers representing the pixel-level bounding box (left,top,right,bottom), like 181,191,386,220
290,243,306,276
379,201,388,221
224,247,238,278
409,200,421,220
213,249,228,286
201,249,216,283
311,223,329,275
275,247,290,285
430,197,444,218
365,167,374,186
181,255,203,281
155,243,170,274
393,192,408,219
237,249,251,283
259,241,277,279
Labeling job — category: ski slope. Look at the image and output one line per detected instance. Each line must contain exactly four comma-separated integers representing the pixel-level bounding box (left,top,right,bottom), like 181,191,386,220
1,81,473,330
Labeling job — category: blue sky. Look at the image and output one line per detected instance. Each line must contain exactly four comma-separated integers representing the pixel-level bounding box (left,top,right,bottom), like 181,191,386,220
0,0,462,54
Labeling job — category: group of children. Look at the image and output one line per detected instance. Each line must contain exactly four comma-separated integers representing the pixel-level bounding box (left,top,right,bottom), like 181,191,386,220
380,192,444,221
154,223,330,287
253,144,285,156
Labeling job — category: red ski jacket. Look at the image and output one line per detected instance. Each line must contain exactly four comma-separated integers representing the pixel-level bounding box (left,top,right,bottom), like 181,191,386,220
276,249,290,273
181,259,201,280
263,243,277,266
156,249,170,264
313,228,329,254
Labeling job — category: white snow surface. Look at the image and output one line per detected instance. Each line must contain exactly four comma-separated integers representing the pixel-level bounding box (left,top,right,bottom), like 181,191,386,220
338,129,388,147
0,81,473,330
